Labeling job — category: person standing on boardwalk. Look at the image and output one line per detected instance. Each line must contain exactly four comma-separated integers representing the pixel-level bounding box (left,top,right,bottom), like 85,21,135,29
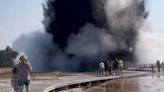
11,67,20,92
107,60,114,76
156,60,161,72
107,61,112,76
113,58,119,76
161,62,164,72
151,64,155,73
118,58,124,76
99,61,105,76
17,55,32,92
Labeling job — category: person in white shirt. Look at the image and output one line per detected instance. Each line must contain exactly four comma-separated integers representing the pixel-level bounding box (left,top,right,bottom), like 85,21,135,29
99,61,105,76
118,58,124,76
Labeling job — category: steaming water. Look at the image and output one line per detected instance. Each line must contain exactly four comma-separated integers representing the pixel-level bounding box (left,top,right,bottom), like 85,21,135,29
84,76,164,92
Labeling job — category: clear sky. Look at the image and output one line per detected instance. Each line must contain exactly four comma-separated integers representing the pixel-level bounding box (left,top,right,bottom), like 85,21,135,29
147,0,164,32
0,0,43,50
0,0,163,50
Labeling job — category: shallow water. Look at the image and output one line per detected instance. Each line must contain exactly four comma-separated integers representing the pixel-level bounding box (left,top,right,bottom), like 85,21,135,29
84,76,164,92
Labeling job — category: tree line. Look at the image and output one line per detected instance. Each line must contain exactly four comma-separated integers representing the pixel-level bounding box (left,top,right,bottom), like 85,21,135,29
0,46,18,67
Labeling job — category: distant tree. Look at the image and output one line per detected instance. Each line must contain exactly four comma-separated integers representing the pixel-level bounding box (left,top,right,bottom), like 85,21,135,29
0,46,18,67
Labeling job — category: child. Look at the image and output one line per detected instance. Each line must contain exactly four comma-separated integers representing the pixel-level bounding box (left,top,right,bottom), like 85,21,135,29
11,67,20,92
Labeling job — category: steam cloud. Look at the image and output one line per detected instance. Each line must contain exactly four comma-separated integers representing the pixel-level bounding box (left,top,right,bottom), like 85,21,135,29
12,0,147,72
66,23,116,58
135,24,164,64
12,31,56,72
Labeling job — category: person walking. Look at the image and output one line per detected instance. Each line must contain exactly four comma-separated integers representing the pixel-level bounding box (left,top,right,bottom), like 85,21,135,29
99,61,105,76
17,55,32,92
11,67,20,92
156,60,161,72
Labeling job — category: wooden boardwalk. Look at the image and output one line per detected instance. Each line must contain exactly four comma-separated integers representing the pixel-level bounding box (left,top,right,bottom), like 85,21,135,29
43,71,150,92
0,71,152,92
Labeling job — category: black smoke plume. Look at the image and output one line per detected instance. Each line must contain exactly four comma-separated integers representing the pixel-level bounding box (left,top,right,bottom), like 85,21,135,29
13,0,148,72
43,0,147,59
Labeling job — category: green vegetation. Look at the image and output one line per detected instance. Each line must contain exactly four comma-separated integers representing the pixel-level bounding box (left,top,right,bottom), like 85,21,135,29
0,46,18,67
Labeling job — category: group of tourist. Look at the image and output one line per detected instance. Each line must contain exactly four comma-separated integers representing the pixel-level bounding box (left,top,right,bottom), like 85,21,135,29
155,60,164,72
11,54,32,92
99,58,124,76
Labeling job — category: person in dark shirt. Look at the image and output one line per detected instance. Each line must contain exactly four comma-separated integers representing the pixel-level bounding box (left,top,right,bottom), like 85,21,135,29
113,58,119,76
107,60,113,76
11,67,20,92
156,60,161,72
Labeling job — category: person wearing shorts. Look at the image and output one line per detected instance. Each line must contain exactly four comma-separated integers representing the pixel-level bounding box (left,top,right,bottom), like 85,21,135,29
17,55,32,92
19,80,30,89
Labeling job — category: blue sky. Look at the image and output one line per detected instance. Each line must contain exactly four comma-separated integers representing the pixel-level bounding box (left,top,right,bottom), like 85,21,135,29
0,0,43,49
147,0,164,32
0,0,163,50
